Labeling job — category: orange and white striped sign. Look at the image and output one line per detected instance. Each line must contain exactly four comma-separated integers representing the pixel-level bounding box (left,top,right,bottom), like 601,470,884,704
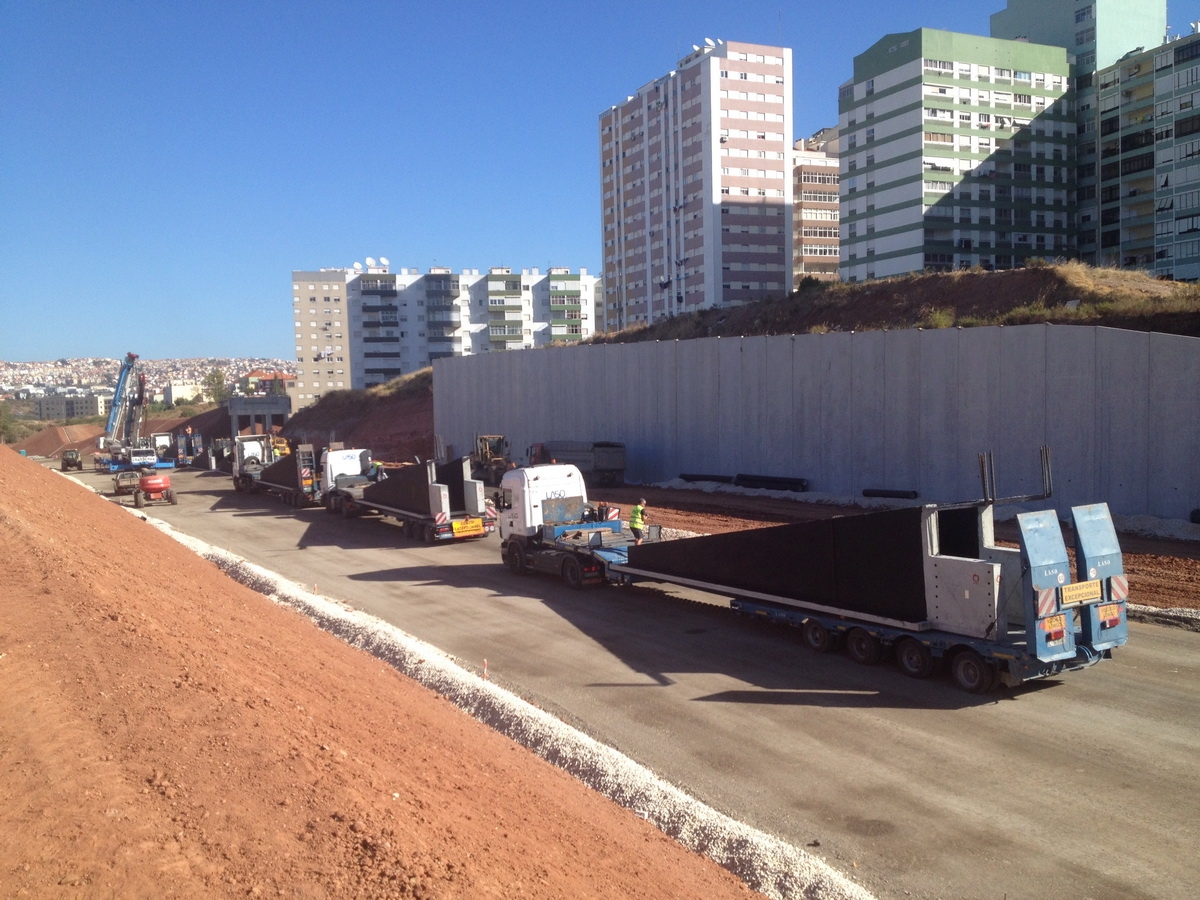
1109,574,1129,602
435,512,449,525
606,506,620,520
1037,588,1057,618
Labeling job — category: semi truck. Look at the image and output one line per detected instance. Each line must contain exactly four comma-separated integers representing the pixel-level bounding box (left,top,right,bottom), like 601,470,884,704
496,457,1129,693
323,454,497,542
526,440,626,487
230,434,276,492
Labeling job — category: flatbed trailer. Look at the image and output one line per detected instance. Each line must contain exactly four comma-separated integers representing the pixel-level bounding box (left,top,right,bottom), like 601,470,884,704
255,444,320,507
498,461,1129,693
328,456,497,543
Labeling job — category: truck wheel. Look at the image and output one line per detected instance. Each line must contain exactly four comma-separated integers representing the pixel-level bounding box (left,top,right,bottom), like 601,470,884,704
802,619,836,654
168,489,178,506
134,490,144,509
562,556,584,590
506,543,528,574
424,525,436,543
325,493,337,514
845,628,883,666
895,638,936,679
951,650,997,694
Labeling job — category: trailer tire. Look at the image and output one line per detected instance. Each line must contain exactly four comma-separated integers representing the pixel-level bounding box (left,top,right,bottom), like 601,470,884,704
168,489,178,506
950,649,997,694
506,543,528,575
802,619,836,654
424,525,436,543
895,638,936,679
133,490,144,509
562,556,584,590
325,493,337,514
845,628,883,666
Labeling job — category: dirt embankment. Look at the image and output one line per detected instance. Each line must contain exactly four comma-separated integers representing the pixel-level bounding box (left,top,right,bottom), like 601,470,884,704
0,446,758,899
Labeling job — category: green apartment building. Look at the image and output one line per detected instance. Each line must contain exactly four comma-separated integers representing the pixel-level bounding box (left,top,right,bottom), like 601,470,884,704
838,29,1073,280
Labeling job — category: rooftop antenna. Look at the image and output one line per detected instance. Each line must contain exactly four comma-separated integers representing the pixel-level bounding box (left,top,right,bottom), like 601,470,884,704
379,256,390,266
366,257,376,267
704,37,715,47
353,261,363,271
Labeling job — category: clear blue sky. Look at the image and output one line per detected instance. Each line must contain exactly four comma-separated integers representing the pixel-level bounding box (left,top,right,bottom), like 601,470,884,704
3,1,1198,362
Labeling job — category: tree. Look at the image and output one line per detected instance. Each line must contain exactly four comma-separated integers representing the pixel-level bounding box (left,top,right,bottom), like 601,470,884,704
202,369,230,403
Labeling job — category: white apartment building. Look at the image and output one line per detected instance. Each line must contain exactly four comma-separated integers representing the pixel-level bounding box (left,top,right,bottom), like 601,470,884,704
839,29,1073,281
792,129,840,285
291,262,598,408
599,39,793,330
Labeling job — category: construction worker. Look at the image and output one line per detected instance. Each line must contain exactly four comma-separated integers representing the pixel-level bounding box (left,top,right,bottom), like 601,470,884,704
629,498,648,545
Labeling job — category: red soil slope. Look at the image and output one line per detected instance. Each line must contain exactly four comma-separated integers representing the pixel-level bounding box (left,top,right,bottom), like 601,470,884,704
0,447,755,899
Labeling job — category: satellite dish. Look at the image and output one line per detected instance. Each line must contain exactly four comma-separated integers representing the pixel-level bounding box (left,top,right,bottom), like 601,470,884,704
366,257,377,266
379,256,390,266
353,262,363,270
704,38,715,47
692,44,700,51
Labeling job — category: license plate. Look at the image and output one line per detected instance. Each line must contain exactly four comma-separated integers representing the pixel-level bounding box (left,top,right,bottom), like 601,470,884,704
452,518,484,536
1043,614,1066,633
1060,579,1102,606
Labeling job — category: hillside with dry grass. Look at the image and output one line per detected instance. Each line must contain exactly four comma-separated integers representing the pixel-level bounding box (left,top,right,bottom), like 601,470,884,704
589,262,1200,344
280,369,435,462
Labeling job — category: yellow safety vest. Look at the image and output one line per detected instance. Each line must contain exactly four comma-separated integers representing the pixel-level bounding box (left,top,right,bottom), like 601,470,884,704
629,505,645,529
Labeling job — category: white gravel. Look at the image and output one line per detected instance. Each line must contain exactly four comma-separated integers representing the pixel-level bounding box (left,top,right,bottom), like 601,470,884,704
134,512,875,900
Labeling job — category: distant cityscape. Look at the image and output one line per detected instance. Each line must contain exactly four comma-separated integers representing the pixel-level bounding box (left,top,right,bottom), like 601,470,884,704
0,357,297,413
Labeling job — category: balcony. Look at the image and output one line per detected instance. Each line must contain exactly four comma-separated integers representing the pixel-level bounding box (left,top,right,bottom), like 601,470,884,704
359,279,398,297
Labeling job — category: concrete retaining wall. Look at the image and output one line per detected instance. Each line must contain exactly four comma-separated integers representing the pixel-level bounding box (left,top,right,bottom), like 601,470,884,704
433,324,1200,520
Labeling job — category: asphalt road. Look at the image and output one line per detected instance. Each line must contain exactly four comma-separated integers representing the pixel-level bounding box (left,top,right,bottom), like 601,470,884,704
69,464,1200,900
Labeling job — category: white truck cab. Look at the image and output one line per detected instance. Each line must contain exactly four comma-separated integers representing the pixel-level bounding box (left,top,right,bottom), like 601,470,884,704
498,464,589,540
320,448,373,497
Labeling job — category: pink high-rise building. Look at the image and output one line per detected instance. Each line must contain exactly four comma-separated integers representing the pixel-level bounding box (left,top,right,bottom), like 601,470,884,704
599,40,794,331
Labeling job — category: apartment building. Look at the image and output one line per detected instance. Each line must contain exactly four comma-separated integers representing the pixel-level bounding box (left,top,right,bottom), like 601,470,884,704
1080,29,1200,278
792,129,840,285
990,1,1168,259
34,394,109,421
291,262,597,408
839,29,1074,281
599,40,793,330
990,0,1166,73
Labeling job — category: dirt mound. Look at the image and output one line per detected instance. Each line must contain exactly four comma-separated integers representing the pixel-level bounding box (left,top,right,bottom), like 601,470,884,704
590,262,1200,343
13,423,105,457
0,446,756,899
283,372,435,462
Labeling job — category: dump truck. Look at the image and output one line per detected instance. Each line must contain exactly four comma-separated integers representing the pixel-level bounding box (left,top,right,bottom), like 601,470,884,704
497,454,1129,693
527,440,626,487
324,453,497,542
